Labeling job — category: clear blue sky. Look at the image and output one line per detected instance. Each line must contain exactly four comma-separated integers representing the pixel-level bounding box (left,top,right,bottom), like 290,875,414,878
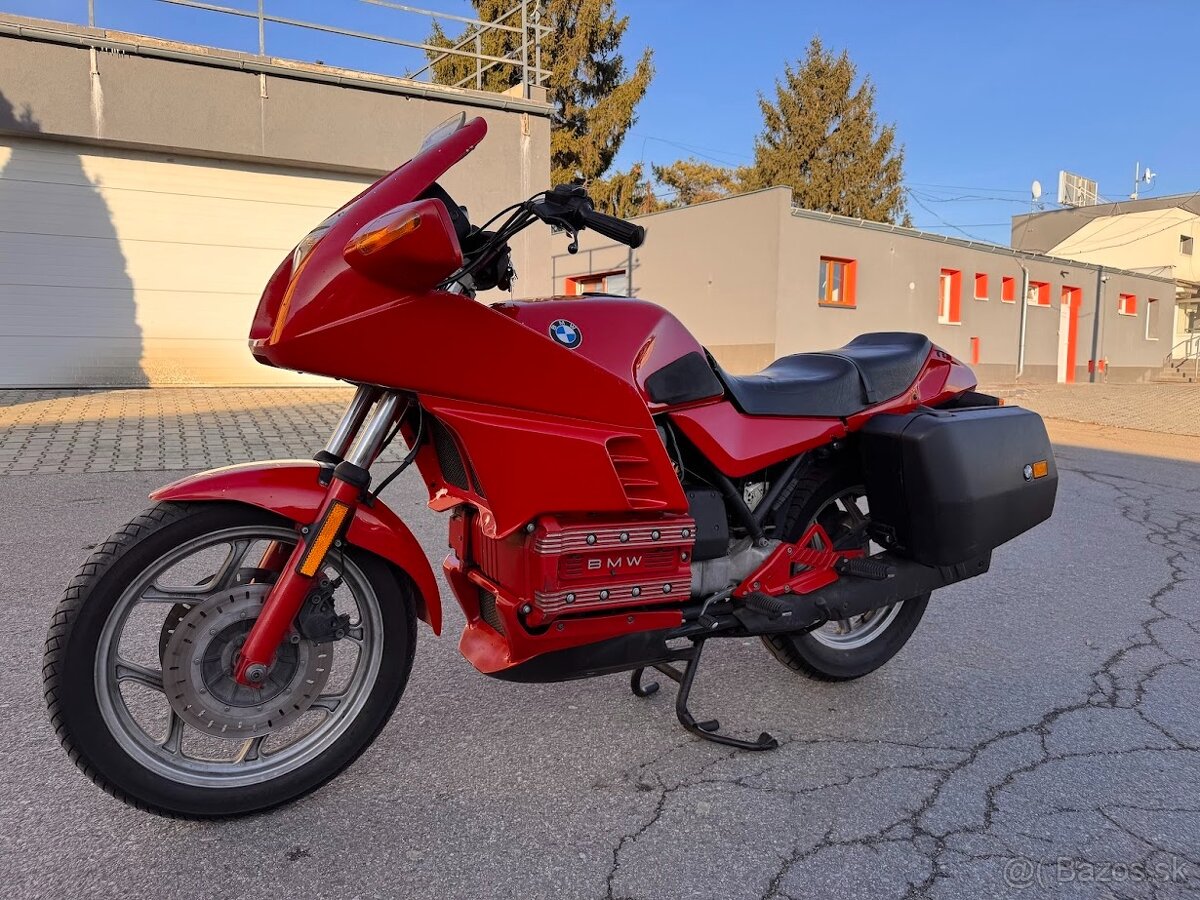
4,0,1198,244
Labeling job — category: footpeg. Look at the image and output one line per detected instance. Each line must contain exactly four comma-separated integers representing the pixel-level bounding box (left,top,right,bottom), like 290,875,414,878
742,592,793,619
834,556,896,581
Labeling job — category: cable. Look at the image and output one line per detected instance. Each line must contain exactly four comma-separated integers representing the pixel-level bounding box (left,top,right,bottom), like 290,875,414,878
371,406,424,500
903,188,1001,244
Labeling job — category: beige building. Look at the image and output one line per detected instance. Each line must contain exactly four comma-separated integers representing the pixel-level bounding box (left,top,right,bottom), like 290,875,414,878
1012,194,1200,361
0,13,551,387
547,188,1173,384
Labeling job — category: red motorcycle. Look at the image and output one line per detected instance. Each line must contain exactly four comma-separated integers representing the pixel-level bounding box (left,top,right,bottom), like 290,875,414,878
44,115,1057,818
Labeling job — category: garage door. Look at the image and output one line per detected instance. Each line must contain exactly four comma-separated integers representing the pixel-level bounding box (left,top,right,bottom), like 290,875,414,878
0,136,374,386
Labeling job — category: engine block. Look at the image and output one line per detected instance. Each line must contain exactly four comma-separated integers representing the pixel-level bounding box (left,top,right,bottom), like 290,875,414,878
469,513,695,624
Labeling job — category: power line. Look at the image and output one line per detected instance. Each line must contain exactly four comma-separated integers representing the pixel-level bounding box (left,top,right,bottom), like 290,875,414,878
903,189,1002,244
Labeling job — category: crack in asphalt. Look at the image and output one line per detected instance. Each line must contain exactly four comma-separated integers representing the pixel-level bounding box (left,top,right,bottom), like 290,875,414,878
599,459,1200,900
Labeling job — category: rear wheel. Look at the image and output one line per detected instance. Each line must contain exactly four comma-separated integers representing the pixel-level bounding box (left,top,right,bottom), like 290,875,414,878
761,468,929,681
43,502,417,818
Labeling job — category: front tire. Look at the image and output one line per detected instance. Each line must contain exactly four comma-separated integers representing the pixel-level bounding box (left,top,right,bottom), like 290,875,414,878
44,501,417,818
761,468,929,681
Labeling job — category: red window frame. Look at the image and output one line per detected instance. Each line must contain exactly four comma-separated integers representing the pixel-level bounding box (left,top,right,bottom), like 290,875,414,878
818,257,857,308
1118,293,1137,316
1001,276,1016,303
938,268,962,325
974,273,989,300
564,270,626,296
1027,281,1051,307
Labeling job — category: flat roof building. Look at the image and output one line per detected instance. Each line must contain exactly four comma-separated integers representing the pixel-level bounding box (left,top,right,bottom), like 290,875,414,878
548,187,1174,384
1012,193,1200,365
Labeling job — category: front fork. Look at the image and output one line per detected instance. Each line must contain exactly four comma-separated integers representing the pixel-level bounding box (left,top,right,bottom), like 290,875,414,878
232,386,406,685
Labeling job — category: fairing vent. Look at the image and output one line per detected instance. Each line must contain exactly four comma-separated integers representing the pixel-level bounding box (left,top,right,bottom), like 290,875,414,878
606,435,668,510
431,417,470,491
478,588,505,635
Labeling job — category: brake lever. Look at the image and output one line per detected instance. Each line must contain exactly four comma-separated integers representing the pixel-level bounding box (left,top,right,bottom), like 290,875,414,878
565,225,579,254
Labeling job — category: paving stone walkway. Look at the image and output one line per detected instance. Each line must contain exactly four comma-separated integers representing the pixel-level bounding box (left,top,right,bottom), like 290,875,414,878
1,382,1196,476
987,381,1200,438
0,387,375,476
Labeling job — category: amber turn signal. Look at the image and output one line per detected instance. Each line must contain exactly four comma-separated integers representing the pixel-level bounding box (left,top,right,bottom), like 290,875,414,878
1031,460,1049,479
350,212,422,257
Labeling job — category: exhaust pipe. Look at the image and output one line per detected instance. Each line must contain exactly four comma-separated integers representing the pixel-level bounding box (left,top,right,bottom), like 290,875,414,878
733,552,992,635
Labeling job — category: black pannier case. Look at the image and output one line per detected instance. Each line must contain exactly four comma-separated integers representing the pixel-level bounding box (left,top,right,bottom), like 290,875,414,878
858,406,1057,566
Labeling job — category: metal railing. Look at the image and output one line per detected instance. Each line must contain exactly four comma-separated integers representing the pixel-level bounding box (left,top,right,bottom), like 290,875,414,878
1163,335,1200,381
80,0,549,96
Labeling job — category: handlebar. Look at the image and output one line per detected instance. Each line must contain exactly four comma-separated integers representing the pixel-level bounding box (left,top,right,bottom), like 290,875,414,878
578,206,645,248
532,185,645,249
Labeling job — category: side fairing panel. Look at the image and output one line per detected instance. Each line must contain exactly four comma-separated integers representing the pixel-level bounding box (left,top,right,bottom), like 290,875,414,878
417,395,687,538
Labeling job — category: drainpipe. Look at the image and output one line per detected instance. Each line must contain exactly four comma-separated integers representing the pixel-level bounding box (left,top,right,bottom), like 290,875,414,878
1016,263,1030,380
1089,267,1105,383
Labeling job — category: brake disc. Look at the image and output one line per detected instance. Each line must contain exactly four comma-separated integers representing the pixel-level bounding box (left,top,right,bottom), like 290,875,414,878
162,584,333,738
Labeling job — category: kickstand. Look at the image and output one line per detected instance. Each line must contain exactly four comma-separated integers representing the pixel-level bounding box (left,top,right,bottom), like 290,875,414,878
630,639,778,751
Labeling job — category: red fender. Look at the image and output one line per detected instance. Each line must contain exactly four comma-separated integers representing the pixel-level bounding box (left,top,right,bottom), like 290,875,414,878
149,460,441,635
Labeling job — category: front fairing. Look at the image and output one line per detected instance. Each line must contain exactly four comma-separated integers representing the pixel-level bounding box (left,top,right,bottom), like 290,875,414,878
249,116,487,356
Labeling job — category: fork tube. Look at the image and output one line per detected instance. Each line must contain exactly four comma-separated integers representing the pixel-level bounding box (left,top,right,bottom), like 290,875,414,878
319,384,379,463
345,392,404,469
233,392,402,686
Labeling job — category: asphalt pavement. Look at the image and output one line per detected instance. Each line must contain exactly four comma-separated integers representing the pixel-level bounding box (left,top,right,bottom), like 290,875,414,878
1,435,1198,899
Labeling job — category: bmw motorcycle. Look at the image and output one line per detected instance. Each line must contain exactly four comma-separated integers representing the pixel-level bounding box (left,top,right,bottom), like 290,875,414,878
44,115,1057,818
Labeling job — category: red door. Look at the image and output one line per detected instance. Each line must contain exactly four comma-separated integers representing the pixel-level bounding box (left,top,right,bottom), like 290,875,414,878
1062,287,1081,383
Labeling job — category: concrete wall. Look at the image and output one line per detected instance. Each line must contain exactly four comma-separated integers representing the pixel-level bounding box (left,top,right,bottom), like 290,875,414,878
556,189,1174,383
546,189,786,373
1013,201,1200,352
0,17,551,290
778,209,1170,384
0,16,552,385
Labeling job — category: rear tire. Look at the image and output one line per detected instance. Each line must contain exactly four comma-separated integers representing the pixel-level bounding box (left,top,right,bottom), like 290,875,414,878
43,501,418,818
761,467,929,681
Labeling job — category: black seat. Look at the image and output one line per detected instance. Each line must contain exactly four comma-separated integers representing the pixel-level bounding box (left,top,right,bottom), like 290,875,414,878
716,332,933,418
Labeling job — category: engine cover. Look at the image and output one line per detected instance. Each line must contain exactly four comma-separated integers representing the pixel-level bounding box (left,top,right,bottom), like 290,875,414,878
469,513,695,624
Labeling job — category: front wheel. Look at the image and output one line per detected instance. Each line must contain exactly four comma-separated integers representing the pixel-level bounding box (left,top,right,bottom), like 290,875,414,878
43,501,417,818
762,469,929,681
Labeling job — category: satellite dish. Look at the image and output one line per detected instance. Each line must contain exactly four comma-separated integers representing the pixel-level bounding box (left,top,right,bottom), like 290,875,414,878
1143,168,1156,183
1031,180,1043,200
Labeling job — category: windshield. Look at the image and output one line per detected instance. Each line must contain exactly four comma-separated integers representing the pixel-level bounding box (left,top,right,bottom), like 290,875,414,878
419,112,468,154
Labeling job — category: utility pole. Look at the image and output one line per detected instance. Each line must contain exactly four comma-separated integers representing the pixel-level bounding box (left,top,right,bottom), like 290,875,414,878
1089,266,1105,383
1016,264,1030,380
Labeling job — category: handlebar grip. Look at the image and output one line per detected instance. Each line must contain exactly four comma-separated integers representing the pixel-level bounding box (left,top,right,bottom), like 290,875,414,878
579,207,645,249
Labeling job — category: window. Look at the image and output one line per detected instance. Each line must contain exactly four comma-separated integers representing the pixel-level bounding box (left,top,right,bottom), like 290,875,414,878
1146,298,1160,340
818,257,857,307
1118,293,1137,316
1182,235,1194,256
938,269,962,324
974,273,989,300
565,270,627,296
1027,281,1050,307
1001,276,1016,303
970,336,981,365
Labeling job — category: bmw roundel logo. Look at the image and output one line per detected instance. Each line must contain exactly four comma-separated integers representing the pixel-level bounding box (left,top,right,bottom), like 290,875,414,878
549,318,582,349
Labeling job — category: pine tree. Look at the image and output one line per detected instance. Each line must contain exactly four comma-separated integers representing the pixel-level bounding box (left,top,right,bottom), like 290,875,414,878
652,159,740,207
589,163,661,218
742,37,907,224
426,0,652,186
